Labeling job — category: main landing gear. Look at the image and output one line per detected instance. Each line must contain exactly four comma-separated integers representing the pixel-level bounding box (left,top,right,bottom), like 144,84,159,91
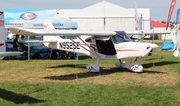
86,58,100,72
86,58,143,73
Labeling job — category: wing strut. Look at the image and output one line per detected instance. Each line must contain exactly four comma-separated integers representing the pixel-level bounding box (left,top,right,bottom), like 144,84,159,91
78,36,100,57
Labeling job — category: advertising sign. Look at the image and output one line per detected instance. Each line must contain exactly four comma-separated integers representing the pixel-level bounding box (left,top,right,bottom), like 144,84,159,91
4,9,77,29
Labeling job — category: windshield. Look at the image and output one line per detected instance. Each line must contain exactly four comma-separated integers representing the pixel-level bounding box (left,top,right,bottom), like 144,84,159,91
113,31,132,43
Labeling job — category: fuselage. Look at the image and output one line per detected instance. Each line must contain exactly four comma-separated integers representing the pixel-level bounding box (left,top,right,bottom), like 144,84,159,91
43,31,158,59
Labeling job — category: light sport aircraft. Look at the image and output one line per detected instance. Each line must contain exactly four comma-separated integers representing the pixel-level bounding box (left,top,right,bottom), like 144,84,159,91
0,11,23,60
8,20,170,73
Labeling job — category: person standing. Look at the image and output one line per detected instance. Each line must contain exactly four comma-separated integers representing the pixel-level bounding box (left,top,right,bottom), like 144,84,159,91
13,34,19,51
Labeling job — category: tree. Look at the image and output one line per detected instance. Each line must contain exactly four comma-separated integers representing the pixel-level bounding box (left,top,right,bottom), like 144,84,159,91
161,21,166,24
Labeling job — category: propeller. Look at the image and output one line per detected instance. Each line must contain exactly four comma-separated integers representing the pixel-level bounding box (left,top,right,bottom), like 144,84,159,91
141,47,152,57
149,43,162,58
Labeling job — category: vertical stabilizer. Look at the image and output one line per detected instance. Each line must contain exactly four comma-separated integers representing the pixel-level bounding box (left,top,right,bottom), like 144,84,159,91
44,19,55,30
0,10,6,53
43,19,58,48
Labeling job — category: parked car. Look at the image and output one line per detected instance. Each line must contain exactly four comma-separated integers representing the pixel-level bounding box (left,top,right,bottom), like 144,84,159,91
3,40,76,60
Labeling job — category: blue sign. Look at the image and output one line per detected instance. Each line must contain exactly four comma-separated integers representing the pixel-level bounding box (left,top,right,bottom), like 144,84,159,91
4,9,77,29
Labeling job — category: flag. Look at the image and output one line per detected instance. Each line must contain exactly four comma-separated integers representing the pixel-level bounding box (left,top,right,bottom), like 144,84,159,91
166,0,176,30
134,0,139,30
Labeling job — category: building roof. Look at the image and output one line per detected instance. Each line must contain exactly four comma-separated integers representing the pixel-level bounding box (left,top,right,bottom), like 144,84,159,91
151,20,169,28
70,1,140,18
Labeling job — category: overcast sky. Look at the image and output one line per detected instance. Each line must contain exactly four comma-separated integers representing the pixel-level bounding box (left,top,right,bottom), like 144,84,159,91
0,0,179,21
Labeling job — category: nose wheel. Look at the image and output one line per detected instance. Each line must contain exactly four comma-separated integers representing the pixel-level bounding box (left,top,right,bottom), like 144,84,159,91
115,59,143,73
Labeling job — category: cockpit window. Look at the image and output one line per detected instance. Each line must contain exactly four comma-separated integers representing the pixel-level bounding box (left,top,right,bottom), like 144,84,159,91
112,35,124,43
113,31,132,43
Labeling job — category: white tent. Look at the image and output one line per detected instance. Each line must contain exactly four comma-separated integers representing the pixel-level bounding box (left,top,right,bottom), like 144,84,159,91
70,1,142,31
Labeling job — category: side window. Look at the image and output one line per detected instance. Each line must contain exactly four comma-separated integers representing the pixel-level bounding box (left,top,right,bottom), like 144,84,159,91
113,35,124,43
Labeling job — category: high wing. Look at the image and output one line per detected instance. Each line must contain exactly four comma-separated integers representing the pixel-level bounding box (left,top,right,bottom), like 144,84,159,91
8,27,116,36
125,30,171,41
8,27,171,38
125,30,171,35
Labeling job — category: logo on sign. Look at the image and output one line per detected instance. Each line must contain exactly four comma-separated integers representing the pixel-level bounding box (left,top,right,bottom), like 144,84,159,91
20,12,37,20
0,20,4,26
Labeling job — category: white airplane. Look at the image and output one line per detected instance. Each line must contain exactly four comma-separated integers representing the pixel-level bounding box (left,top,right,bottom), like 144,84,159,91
0,11,23,60
8,20,170,73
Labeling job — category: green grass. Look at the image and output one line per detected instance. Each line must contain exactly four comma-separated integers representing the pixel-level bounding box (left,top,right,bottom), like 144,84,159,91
0,42,180,106
0,83,179,106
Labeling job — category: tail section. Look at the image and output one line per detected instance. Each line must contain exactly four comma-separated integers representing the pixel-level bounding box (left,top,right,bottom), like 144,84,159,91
43,19,59,48
44,19,55,30
42,20,87,57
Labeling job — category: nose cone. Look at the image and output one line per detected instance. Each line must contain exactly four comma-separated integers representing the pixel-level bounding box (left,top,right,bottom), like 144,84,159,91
150,43,158,49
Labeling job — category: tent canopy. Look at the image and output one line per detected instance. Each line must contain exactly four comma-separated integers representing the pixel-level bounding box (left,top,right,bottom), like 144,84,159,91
151,20,169,28
70,1,140,18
